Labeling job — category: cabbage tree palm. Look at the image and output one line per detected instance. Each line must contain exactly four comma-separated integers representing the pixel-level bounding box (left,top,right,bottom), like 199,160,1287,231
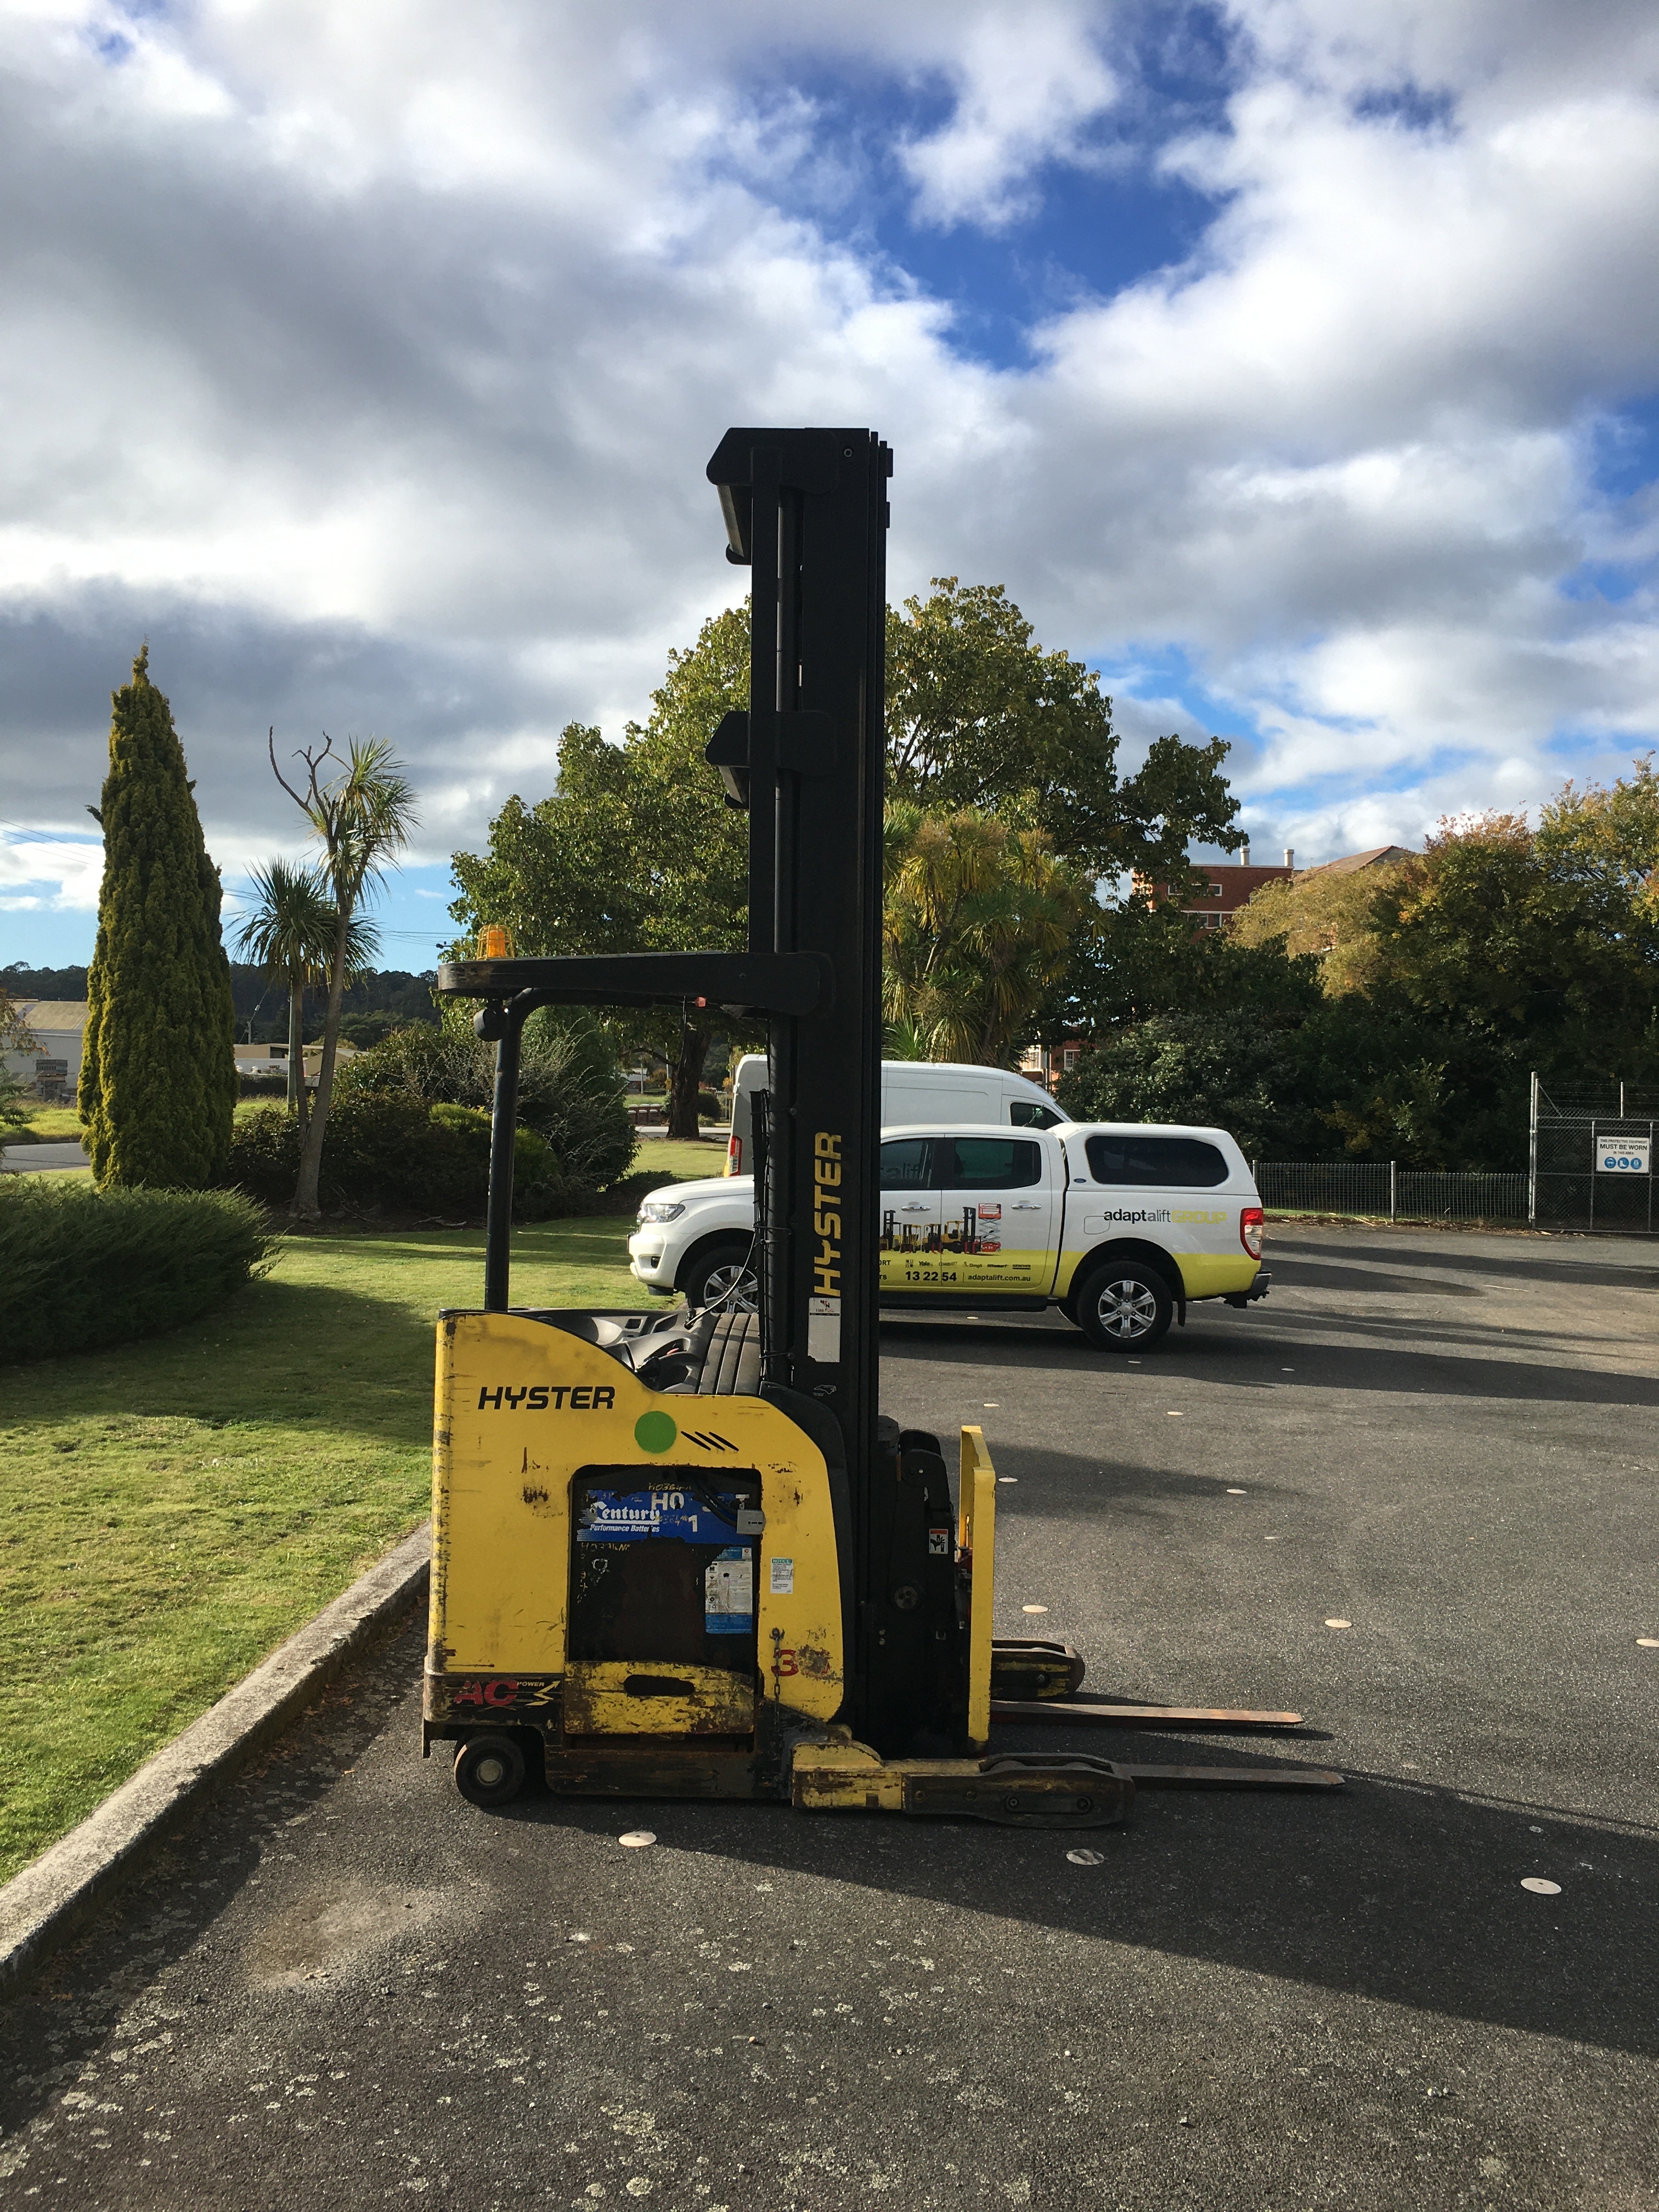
883,804,1087,1065
234,859,377,1128
269,732,417,1216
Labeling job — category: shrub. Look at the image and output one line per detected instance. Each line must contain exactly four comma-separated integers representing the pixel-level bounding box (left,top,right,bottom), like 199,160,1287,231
338,1013,636,1189
221,1095,561,1217
697,1088,722,1120
0,1180,273,1362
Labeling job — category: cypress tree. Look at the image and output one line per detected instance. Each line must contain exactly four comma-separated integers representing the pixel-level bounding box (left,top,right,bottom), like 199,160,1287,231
80,648,238,1188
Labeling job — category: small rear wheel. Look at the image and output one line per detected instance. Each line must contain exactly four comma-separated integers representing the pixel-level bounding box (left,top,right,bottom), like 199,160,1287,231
454,1732,527,1808
1072,1260,1173,1353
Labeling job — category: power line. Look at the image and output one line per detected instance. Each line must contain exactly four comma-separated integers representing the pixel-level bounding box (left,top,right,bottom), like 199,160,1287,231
0,820,103,849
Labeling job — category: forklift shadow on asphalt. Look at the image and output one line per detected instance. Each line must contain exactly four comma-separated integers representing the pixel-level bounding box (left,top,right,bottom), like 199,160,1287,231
493,1754,1659,2061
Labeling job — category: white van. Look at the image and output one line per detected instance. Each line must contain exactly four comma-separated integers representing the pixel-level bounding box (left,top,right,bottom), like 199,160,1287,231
725,1054,1062,1175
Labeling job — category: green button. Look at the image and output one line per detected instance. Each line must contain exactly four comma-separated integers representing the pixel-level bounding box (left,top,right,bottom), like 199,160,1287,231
634,1410,677,1454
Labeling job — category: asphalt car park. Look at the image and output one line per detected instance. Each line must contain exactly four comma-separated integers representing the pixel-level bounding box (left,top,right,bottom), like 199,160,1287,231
3,1223,1656,2211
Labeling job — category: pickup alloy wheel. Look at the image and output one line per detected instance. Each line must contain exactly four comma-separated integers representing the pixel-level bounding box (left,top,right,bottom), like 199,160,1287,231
1073,1260,1173,1352
681,1238,759,1313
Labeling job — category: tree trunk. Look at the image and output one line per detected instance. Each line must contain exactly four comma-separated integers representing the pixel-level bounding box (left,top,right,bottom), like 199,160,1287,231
286,977,308,1133
291,911,352,1216
666,1019,710,1140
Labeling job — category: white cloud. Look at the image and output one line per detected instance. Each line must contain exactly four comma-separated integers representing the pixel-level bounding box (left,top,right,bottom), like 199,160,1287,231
0,0,1654,900
0,835,104,910
898,4,1120,230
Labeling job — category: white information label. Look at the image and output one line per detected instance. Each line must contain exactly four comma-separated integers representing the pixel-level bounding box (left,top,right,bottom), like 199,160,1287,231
705,1551,754,1617
1596,1136,1650,1174
770,1556,795,1595
808,1293,842,1363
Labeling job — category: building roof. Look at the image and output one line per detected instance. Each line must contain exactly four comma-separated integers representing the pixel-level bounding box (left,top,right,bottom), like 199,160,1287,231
1299,845,1415,878
14,1000,89,1031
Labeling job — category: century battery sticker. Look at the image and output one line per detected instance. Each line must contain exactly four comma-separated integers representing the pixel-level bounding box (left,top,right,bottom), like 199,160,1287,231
575,1488,749,1544
704,1547,755,1635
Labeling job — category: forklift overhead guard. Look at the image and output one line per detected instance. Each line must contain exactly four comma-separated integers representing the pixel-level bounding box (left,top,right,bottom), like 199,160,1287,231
436,949,828,1020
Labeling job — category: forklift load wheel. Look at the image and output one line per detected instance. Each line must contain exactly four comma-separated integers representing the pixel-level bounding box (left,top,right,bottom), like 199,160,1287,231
1072,1260,1173,1353
454,1733,527,1809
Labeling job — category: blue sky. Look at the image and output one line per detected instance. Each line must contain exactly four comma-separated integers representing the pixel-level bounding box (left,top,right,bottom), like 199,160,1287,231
3,0,1658,969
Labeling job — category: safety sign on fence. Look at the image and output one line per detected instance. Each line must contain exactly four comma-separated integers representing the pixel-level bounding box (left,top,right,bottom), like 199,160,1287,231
1596,1136,1651,1175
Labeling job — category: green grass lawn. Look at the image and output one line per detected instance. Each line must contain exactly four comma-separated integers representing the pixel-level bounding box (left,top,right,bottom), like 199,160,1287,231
4,1104,83,1143
636,1136,730,1182
0,1215,657,1884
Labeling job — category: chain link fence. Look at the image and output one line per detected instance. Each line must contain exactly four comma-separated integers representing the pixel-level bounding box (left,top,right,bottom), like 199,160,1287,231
1530,1077,1659,1233
1252,1161,1528,1223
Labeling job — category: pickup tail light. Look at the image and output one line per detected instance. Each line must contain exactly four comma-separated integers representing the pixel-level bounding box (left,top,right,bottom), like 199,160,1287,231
1240,1205,1265,1260
726,1134,742,1178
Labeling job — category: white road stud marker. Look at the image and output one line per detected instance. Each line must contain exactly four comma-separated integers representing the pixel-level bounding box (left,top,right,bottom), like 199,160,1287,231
1022,1604,1049,1615
1226,1487,1246,1495
1066,1849,1106,1867
1521,1878,1561,1895
618,1832,657,1849
1638,1637,1659,1649
1324,1619,1352,1629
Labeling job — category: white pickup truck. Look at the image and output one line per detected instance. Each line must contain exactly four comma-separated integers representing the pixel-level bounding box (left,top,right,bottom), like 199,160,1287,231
629,1120,1269,1352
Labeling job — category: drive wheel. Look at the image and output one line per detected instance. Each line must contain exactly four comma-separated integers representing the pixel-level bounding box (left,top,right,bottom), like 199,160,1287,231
681,1238,758,1313
1073,1260,1173,1352
454,1733,526,1808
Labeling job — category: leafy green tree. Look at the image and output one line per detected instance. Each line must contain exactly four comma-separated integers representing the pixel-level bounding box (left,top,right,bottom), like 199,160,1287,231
1056,893,1325,1033
882,804,1089,1063
450,607,750,1139
1,1000,38,1132
1228,862,1404,996
454,584,1247,1112
887,578,1240,880
1537,755,1659,915
1,989,39,1134
269,733,417,1217
1373,811,1659,1051
80,649,238,1189
234,859,377,1126
1056,1012,1327,1160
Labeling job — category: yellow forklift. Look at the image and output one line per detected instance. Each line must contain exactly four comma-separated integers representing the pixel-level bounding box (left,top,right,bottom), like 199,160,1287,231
424,426,1341,1828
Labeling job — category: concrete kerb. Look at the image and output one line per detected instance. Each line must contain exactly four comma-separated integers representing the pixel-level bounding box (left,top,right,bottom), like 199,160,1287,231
0,1520,432,2002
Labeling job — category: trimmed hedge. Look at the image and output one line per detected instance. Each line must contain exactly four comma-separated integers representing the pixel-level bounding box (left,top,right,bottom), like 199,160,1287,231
0,1180,274,1363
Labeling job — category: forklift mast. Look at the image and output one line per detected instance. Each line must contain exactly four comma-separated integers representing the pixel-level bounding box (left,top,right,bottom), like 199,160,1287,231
704,426,890,1692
